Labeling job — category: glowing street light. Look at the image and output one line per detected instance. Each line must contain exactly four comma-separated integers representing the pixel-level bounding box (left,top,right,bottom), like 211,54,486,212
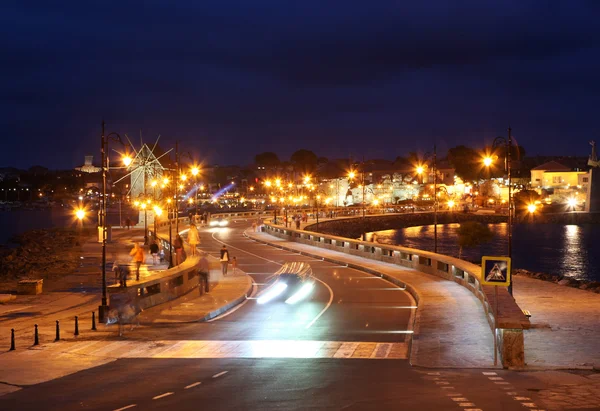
75,208,85,221
527,204,537,213
123,156,132,167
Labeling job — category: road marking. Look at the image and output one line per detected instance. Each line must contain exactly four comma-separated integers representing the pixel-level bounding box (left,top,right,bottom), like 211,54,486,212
212,371,228,379
216,229,335,330
78,339,409,359
305,276,334,329
152,392,174,400
482,372,497,375
184,382,202,389
113,405,137,411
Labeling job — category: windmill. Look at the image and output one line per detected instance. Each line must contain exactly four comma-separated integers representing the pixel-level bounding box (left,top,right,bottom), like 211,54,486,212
113,134,174,235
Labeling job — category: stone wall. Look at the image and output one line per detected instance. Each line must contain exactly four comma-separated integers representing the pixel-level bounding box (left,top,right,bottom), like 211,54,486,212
307,212,506,239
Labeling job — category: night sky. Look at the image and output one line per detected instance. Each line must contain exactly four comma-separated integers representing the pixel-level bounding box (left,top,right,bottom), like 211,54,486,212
2,1,599,170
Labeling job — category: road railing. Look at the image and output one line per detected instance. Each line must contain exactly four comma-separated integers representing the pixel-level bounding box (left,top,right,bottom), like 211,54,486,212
261,218,530,368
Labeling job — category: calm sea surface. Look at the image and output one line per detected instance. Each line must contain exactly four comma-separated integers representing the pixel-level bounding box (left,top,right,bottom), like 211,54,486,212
371,223,600,282
0,208,125,245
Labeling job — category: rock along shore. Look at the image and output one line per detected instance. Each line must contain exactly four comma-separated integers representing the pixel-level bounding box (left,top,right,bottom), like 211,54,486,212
0,228,85,290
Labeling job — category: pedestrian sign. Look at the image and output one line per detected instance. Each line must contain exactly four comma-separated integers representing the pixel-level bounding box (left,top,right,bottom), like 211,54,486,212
481,256,511,286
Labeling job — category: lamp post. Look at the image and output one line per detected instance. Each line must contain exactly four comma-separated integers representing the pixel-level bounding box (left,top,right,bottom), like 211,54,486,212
191,166,199,219
99,121,129,322
75,208,85,245
483,127,515,295
415,145,438,252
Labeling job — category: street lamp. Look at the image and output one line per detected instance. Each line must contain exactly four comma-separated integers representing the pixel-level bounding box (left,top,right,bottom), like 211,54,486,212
99,121,130,322
483,127,516,295
415,145,438,252
75,208,85,244
191,166,200,218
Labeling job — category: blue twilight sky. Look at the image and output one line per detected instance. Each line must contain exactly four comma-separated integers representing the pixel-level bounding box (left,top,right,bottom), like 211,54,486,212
1,1,599,169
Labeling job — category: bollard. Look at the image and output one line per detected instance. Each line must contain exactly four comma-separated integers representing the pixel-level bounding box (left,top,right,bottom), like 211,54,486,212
10,329,15,351
91,311,97,331
55,320,60,341
34,324,39,346
74,316,79,336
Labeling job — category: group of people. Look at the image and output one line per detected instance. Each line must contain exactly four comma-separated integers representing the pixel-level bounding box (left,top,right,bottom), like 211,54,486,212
285,212,308,229
113,220,239,288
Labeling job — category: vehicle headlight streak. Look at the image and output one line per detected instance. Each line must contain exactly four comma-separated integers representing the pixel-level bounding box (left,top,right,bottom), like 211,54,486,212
257,282,287,304
285,282,315,305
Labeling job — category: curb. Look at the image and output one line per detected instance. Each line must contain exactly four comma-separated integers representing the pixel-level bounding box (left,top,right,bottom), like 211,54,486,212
197,275,253,323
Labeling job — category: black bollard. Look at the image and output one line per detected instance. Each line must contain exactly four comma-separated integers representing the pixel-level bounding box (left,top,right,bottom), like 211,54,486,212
10,329,15,351
34,324,39,346
74,316,79,336
55,320,60,341
91,311,97,331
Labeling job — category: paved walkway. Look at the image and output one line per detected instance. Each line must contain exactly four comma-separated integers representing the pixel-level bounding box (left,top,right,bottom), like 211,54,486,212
245,226,600,371
0,229,166,347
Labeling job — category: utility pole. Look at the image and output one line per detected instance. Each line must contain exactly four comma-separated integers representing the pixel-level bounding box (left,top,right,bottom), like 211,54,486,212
507,127,513,296
99,121,108,321
433,144,438,254
175,141,180,235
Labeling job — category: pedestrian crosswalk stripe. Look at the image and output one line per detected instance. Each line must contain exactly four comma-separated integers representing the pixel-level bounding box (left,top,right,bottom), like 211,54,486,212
49,339,409,360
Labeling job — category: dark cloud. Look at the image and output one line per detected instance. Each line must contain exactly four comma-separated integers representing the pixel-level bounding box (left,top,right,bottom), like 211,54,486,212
1,0,599,168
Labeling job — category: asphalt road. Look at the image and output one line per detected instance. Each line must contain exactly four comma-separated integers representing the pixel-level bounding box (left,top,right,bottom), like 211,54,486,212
0,219,550,410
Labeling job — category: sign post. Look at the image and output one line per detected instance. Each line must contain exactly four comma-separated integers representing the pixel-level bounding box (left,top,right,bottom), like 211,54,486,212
481,256,512,366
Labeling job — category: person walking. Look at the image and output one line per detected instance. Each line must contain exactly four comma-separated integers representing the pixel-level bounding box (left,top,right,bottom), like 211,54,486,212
149,238,159,265
119,264,130,288
231,256,237,275
187,223,200,256
198,252,210,293
129,243,145,281
219,245,230,276
125,217,132,230
174,234,184,265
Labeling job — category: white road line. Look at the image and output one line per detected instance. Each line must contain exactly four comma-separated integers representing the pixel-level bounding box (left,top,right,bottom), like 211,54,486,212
152,392,174,400
212,371,228,379
213,229,335,330
184,382,202,389
305,276,334,329
113,405,137,411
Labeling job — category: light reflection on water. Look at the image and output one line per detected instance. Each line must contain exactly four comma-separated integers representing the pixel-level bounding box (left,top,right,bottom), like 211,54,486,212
371,223,600,281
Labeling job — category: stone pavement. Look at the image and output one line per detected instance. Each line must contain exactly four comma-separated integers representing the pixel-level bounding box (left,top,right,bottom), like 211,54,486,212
514,275,600,370
245,227,600,371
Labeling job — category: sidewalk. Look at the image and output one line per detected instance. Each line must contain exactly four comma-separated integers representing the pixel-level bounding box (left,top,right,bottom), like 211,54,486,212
137,263,252,324
245,227,600,370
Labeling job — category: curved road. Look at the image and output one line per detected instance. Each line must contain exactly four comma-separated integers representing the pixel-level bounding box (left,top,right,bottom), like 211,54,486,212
0,219,549,411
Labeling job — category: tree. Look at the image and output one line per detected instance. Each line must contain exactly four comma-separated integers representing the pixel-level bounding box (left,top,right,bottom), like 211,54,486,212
512,189,541,214
457,221,493,259
447,145,482,182
290,149,318,174
254,152,280,168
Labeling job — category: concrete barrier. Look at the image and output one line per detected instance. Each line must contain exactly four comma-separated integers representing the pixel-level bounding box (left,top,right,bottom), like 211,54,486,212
261,220,530,368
